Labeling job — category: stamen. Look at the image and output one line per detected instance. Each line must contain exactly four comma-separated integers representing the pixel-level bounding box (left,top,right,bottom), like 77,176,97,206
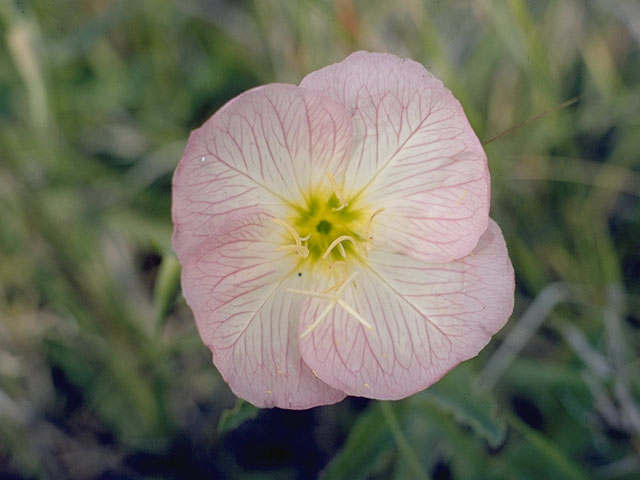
322,235,359,259
329,260,347,274
329,260,348,280
365,207,385,240
287,288,332,299
277,244,309,259
272,218,303,246
332,203,347,212
323,261,348,293
362,207,385,256
272,217,309,259
335,271,359,295
291,271,369,338
326,172,348,211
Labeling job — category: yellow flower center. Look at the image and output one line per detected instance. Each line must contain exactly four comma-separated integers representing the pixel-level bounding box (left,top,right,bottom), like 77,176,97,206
272,172,385,337
273,172,384,265
291,191,363,263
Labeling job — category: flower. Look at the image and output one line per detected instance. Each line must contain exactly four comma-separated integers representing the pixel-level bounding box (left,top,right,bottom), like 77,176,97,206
172,51,514,409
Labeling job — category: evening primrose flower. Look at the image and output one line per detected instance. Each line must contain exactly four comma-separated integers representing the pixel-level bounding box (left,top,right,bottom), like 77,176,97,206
172,52,514,409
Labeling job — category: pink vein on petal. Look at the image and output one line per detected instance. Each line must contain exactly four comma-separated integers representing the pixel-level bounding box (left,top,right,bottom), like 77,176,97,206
172,84,353,260
180,210,345,409
171,84,355,409
300,51,489,262
298,219,514,400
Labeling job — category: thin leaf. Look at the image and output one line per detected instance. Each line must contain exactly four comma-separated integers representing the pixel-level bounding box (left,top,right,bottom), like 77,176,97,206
217,399,260,434
153,253,181,329
507,414,590,480
321,403,395,480
416,364,506,447
379,401,430,480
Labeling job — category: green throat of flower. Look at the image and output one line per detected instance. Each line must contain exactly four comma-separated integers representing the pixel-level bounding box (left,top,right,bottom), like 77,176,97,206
274,173,383,265
272,173,384,337
293,195,360,262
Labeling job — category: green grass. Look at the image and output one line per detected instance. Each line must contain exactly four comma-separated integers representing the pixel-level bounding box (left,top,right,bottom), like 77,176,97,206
1,0,639,478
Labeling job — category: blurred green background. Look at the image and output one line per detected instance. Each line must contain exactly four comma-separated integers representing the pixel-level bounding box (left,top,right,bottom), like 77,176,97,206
1,0,639,478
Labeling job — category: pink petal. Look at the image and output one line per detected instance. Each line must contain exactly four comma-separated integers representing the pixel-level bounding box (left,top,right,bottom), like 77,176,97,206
172,84,353,259
172,84,355,408
300,51,489,263
298,219,514,400
180,208,346,408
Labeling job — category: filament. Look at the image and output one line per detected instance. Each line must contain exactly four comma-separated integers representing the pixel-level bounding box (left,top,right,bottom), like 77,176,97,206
272,217,309,259
322,235,359,259
326,171,348,211
365,207,385,240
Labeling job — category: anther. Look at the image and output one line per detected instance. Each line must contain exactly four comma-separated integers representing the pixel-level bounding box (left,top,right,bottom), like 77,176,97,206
365,207,385,240
272,218,303,245
326,172,348,211
322,235,359,259
277,244,309,259
363,207,385,256
272,217,309,259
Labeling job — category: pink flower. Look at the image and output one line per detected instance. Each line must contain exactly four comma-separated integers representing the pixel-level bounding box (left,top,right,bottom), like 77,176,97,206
172,52,514,409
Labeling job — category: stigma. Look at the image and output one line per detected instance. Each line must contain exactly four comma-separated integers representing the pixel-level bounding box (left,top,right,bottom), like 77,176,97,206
288,271,373,337
271,172,385,337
